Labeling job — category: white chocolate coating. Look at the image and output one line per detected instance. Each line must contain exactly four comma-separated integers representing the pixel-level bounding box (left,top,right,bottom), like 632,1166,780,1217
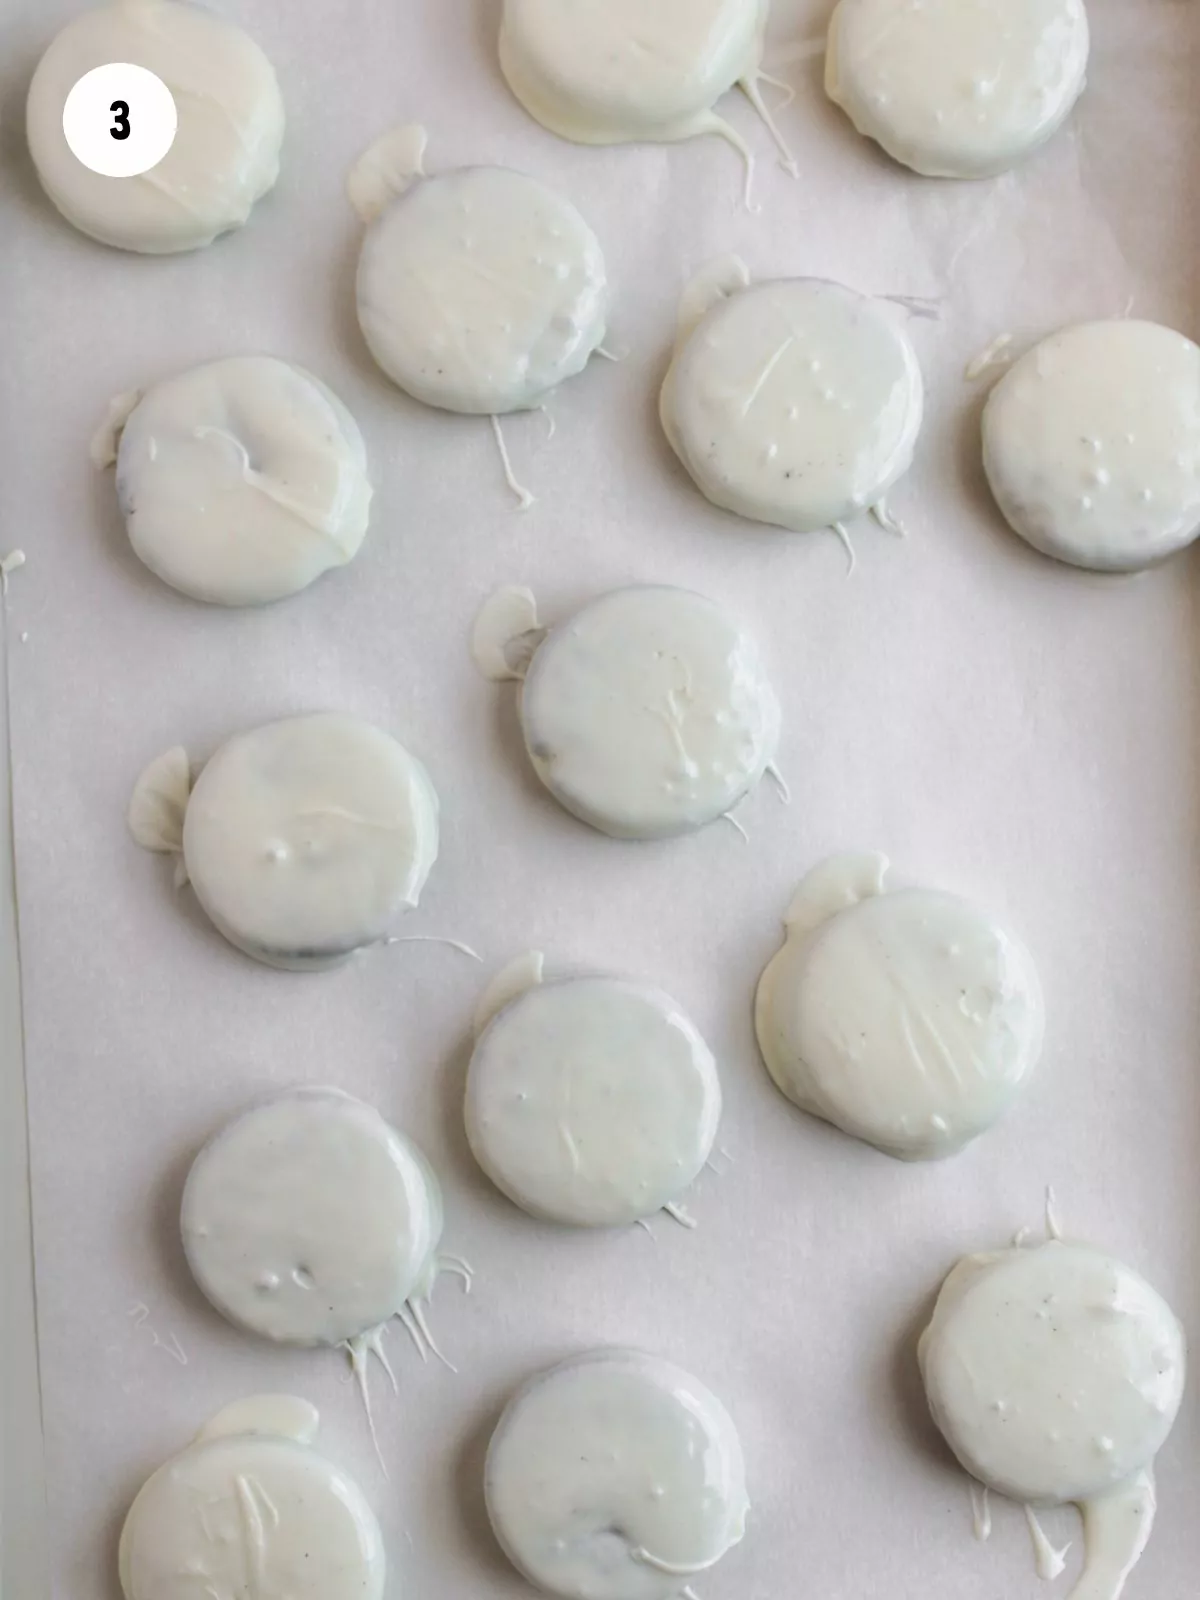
518,586,779,840
182,1088,442,1347
826,0,1089,180
98,358,370,606
661,271,924,535
27,0,284,253
920,1239,1184,1599
755,853,1043,1160
499,0,765,147
982,320,1200,572
170,712,438,969
466,960,721,1226
119,1397,385,1600
486,1350,748,1600
355,163,608,415
921,1241,1185,1504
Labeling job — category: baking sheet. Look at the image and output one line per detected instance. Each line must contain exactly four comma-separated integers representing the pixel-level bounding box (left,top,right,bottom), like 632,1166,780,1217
3,1,1199,1595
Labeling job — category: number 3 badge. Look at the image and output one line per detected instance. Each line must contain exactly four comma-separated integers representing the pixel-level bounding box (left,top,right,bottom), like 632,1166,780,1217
62,62,176,177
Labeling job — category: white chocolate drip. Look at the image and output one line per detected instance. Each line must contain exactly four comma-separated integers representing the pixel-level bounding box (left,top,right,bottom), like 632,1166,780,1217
490,415,535,509
473,950,546,1036
969,1482,991,1542
347,122,428,223
870,498,907,537
1073,1470,1157,1600
966,333,1015,381
196,1395,319,1446
385,934,481,961
1025,1505,1071,1581
127,746,191,856
0,551,25,596
90,389,142,467
674,255,751,345
471,586,544,683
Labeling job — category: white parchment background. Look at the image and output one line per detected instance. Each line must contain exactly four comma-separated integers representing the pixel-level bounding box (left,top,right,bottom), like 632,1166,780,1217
2,1,1199,1595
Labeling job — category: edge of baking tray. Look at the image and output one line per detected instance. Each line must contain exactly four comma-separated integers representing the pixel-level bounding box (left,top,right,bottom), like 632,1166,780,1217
1,601,49,1593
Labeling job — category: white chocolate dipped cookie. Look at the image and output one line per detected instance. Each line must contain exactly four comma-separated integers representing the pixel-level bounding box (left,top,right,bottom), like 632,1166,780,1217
27,0,284,253
982,320,1200,572
353,160,607,416
755,853,1043,1159
826,0,1089,179
128,713,439,969
466,954,721,1227
472,583,781,840
661,261,923,551
93,357,370,606
499,0,796,199
182,1089,447,1350
181,1090,471,1457
119,1397,386,1600
486,1350,749,1600
919,1228,1185,1597
349,125,609,503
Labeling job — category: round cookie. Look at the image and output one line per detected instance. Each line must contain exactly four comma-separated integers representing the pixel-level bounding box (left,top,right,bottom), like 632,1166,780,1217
182,1088,443,1347
661,273,923,534
96,357,370,606
826,0,1089,179
499,0,766,147
143,711,439,969
486,1350,748,1600
982,320,1200,572
466,963,721,1226
119,1397,385,1600
919,1240,1185,1506
755,853,1043,1160
518,586,780,840
356,164,608,415
27,0,284,253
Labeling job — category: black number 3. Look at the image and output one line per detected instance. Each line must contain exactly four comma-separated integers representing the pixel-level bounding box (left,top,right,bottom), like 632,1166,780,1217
110,100,130,141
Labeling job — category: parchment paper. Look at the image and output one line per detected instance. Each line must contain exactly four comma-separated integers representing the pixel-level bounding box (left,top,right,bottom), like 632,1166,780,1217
2,2,1198,1595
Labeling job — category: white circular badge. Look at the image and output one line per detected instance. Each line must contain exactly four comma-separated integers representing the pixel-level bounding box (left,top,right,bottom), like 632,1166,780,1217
62,62,176,178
